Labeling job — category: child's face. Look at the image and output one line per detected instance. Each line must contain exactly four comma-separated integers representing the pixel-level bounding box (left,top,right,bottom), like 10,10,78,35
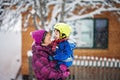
54,29,60,40
43,32,52,45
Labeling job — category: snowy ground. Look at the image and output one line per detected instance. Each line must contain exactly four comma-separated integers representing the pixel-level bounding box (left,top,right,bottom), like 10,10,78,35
0,30,22,80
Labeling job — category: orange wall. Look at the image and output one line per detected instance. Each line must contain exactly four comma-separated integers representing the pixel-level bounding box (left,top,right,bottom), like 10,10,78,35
21,12,35,75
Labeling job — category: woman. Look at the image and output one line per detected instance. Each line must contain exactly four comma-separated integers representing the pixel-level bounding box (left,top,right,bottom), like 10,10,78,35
31,30,70,80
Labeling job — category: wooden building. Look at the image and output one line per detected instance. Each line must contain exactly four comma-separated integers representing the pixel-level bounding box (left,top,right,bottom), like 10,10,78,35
21,6,120,77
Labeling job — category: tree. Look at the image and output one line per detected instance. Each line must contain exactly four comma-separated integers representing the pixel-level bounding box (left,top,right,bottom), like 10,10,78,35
0,0,120,31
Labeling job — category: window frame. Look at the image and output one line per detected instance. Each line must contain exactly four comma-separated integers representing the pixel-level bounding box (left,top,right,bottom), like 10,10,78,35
67,18,109,49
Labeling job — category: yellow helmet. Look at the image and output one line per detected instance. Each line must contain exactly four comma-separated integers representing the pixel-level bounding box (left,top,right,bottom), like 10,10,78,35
54,23,72,39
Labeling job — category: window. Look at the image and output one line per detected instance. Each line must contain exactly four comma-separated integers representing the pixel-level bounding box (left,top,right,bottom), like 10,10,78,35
67,18,108,49
94,19,108,49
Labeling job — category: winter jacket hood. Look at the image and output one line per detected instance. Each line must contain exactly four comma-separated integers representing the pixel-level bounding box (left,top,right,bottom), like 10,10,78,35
31,30,46,44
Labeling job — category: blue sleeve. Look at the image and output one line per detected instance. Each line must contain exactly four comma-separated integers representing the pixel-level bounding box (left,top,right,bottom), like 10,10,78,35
53,41,73,60
69,42,76,50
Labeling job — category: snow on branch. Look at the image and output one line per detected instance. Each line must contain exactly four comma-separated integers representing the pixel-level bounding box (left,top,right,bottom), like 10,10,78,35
0,0,33,31
65,7,120,21
47,4,61,30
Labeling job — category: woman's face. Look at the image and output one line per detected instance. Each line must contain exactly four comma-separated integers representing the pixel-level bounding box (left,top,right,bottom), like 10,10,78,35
54,29,60,40
43,32,52,46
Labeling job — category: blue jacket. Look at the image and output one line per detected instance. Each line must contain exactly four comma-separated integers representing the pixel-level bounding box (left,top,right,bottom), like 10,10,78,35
53,40,75,67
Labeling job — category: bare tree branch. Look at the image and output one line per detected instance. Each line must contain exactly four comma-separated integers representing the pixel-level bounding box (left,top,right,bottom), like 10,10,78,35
65,7,120,21
60,0,66,22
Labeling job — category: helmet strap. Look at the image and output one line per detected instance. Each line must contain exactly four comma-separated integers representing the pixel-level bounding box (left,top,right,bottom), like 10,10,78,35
60,33,66,39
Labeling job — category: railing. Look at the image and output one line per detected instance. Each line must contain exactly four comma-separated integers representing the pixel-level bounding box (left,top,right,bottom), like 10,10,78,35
67,56,120,80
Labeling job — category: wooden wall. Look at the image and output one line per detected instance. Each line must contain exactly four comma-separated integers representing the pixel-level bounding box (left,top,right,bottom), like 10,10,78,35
21,11,120,75
21,12,35,75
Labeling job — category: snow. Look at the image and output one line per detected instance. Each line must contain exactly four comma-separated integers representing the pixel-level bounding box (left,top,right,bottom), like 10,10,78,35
1,10,21,31
27,50,33,57
1,0,118,30
30,9,36,14
24,13,31,28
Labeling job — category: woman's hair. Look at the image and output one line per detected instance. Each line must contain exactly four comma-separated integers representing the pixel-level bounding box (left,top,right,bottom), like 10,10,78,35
41,31,47,43
41,31,51,43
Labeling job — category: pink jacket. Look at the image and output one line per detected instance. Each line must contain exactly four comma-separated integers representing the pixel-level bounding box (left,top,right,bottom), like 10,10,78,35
32,43,70,80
